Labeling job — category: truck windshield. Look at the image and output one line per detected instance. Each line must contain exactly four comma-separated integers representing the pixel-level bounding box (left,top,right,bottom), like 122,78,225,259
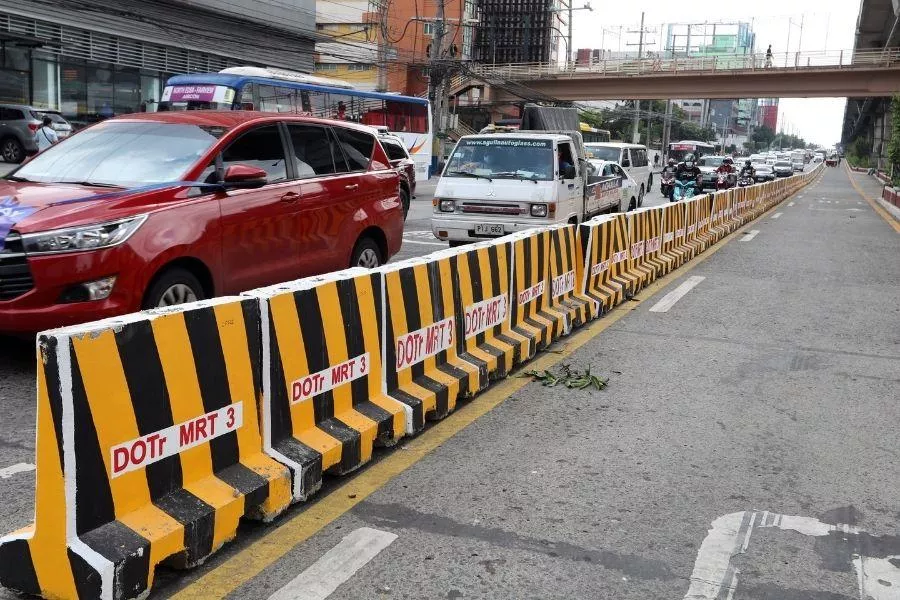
446,138,554,181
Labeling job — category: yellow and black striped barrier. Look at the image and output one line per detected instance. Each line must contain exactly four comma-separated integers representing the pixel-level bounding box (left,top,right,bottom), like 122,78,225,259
625,209,658,288
454,240,533,381
547,224,592,330
579,214,635,315
251,269,407,501
508,229,569,351
382,256,483,434
683,196,707,256
0,298,292,600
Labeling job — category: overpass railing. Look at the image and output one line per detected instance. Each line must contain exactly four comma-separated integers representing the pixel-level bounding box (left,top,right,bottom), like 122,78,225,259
469,48,900,80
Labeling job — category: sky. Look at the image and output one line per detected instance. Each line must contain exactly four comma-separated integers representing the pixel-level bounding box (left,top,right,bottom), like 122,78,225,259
571,0,864,146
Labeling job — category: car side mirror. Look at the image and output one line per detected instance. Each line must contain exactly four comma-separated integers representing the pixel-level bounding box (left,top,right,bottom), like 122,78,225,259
222,164,268,189
563,164,577,179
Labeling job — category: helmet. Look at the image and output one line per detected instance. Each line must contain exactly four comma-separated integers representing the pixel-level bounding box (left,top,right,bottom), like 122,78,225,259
684,153,695,163
723,157,733,165
667,158,675,165
745,159,751,166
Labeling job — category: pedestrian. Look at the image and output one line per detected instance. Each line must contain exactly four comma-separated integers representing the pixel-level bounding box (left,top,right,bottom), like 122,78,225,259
653,152,660,167
33,115,58,153
765,44,773,68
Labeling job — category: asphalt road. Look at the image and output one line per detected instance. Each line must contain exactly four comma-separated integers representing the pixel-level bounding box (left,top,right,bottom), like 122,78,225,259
2,166,897,600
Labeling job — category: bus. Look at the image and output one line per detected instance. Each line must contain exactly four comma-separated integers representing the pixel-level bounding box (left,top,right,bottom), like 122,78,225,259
580,123,611,143
159,66,434,179
668,140,715,162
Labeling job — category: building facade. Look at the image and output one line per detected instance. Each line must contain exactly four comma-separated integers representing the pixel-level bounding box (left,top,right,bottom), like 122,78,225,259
314,0,378,91
0,0,316,128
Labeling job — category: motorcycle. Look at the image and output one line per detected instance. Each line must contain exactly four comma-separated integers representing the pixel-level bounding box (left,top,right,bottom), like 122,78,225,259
737,174,754,187
670,178,697,202
715,170,736,191
660,171,675,198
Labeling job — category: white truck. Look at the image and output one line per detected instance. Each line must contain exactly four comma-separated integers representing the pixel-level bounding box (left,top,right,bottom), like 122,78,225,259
431,132,619,246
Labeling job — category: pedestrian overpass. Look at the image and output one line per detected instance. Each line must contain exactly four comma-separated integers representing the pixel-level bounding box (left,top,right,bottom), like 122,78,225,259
459,49,900,101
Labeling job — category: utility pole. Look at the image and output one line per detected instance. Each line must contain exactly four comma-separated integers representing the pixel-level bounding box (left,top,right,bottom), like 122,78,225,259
567,0,573,65
628,11,648,144
429,0,447,176
662,99,673,159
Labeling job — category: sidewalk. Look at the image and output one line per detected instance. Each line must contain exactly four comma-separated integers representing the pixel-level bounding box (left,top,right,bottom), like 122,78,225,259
846,166,900,222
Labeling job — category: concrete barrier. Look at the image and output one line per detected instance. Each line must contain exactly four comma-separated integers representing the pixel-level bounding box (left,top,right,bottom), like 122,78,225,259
625,210,658,288
382,256,483,434
683,196,707,256
546,224,592,331
579,215,628,317
636,207,672,277
508,229,569,350
454,239,534,380
251,269,408,501
0,298,292,600
661,202,691,267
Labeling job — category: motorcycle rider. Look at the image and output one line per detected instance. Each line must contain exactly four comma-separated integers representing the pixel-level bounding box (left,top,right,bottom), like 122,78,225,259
715,156,737,189
739,159,755,179
675,153,702,185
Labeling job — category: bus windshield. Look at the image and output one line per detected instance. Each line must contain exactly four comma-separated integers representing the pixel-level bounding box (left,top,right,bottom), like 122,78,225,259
446,138,555,181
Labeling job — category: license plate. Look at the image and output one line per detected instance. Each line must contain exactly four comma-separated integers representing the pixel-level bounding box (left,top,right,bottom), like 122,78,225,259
474,224,504,236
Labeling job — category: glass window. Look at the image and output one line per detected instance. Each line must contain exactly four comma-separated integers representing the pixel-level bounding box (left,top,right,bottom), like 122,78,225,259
583,144,621,162
14,121,223,187
114,67,141,115
60,61,86,125
0,107,24,120
3,46,30,71
140,75,160,112
86,64,115,121
287,124,336,177
32,58,59,110
381,139,408,161
0,70,28,104
221,125,287,182
333,127,374,171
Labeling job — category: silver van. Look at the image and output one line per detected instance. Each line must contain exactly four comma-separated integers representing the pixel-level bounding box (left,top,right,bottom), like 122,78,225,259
583,142,653,204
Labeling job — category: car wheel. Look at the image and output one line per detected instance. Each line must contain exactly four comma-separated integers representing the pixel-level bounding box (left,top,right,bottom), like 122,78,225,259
1,137,25,163
143,268,206,310
647,174,653,191
638,185,645,207
350,237,382,268
400,187,410,220
629,196,637,211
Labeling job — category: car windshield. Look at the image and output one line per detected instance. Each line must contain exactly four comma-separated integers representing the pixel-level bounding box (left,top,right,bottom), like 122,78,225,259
699,157,724,167
12,121,224,187
776,161,791,167
446,138,554,181
584,145,621,162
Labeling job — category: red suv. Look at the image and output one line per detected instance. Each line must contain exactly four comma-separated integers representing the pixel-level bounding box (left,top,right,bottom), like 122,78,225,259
0,111,403,334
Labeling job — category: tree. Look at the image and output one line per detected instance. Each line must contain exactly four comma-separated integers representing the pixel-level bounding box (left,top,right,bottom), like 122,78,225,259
749,125,776,151
886,94,900,183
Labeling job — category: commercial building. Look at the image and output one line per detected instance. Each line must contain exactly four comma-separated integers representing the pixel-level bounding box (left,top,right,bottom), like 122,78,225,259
314,0,378,91
0,0,316,128
471,0,564,64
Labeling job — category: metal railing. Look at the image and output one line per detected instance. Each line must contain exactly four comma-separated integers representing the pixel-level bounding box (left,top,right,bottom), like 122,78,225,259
468,48,900,80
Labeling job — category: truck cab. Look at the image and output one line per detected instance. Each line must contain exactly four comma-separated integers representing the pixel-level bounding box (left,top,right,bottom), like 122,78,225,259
432,133,609,245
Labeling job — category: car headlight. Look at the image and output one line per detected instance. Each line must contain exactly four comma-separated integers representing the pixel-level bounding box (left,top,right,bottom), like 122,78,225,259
530,204,548,217
21,215,148,255
439,199,456,213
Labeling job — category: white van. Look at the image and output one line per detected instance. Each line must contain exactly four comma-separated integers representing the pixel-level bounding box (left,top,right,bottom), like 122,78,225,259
431,133,616,245
583,142,653,203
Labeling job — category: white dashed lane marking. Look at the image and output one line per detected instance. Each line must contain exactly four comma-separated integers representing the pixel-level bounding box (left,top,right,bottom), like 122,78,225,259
740,230,760,242
771,212,783,219
267,528,398,600
0,463,35,479
649,276,705,313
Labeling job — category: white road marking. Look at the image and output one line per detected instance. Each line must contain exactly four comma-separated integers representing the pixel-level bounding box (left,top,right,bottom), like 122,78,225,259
740,230,760,242
0,463,35,479
402,239,446,246
771,212,783,219
787,202,795,207
649,276,705,313
685,510,899,600
853,555,900,600
268,527,397,600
